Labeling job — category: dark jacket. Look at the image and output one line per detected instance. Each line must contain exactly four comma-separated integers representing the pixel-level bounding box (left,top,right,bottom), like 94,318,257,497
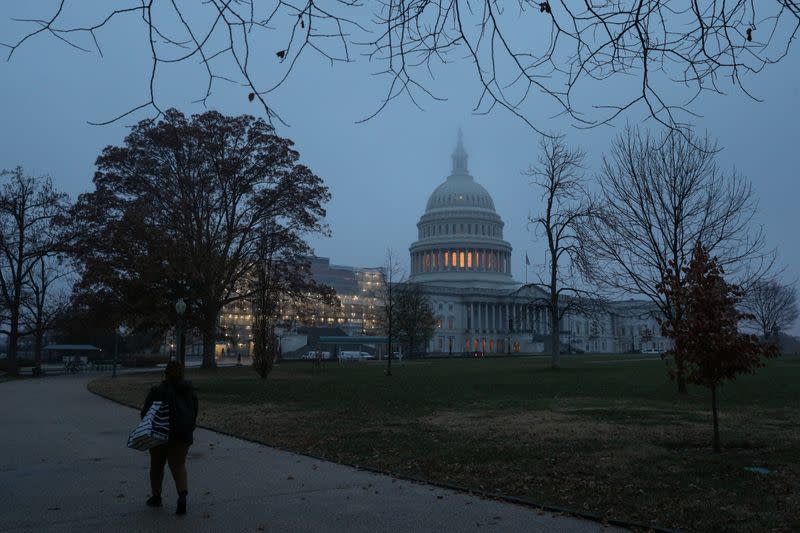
141,379,199,445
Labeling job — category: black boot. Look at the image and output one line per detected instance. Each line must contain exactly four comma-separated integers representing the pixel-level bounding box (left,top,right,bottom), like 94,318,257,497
176,491,187,515
146,495,162,507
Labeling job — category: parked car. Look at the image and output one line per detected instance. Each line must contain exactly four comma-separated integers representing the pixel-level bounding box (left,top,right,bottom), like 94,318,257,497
472,351,484,358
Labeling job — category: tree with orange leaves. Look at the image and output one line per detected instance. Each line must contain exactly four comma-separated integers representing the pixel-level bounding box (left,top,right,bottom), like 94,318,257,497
658,243,778,453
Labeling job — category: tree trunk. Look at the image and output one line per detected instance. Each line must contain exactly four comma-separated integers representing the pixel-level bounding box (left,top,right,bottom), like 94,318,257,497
676,355,687,393
386,332,392,376
550,307,560,369
34,326,43,366
7,309,20,376
711,385,721,453
201,321,217,369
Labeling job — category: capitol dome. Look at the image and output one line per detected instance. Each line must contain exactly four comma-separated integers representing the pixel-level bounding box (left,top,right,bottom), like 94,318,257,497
409,131,515,286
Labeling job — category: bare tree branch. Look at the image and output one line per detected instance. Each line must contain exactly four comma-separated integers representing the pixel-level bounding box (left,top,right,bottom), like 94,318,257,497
2,2,797,130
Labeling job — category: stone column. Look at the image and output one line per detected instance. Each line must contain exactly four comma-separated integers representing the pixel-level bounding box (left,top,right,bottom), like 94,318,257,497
512,303,517,332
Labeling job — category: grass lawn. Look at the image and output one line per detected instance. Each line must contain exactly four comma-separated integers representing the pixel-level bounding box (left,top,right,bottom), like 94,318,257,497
91,354,800,532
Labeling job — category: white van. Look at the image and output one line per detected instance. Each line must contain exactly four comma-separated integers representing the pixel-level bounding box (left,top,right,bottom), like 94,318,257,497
302,351,331,360
339,351,373,361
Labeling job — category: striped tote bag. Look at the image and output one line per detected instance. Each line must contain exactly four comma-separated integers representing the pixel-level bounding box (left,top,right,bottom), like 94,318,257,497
127,400,170,451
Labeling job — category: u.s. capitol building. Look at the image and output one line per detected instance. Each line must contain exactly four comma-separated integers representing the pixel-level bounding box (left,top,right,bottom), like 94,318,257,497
216,133,669,358
407,133,666,355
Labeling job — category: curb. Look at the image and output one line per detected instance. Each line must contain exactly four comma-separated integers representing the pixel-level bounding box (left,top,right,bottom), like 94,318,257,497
87,378,683,533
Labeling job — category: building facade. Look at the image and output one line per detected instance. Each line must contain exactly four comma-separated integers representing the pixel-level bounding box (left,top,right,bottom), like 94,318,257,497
408,132,668,355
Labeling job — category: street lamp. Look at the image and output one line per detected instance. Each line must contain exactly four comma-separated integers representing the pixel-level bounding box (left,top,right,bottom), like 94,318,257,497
112,326,119,378
112,324,125,378
175,298,187,365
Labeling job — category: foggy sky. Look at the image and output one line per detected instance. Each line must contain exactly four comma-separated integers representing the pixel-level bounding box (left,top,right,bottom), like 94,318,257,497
1,2,798,333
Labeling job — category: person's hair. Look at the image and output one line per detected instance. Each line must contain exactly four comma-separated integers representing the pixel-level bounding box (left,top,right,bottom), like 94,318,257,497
164,361,184,381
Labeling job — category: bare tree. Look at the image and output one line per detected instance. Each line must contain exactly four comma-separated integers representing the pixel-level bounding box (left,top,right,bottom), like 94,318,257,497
521,135,596,369
740,281,799,342
250,220,335,378
2,2,798,131
0,168,70,375
21,255,74,365
393,283,437,357
378,249,403,376
584,127,773,392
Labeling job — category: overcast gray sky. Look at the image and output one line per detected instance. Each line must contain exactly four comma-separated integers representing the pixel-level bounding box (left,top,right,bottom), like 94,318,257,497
1,2,798,331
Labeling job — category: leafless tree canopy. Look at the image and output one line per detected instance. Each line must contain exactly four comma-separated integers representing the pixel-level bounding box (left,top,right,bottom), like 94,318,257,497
740,281,799,339
0,168,70,373
3,1,798,130
522,134,597,367
585,126,773,319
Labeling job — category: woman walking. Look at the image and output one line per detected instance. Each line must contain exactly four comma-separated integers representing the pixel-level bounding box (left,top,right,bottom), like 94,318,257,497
140,361,199,515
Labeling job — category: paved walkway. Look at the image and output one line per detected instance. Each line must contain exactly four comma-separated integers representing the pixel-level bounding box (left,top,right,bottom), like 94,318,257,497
0,376,624,533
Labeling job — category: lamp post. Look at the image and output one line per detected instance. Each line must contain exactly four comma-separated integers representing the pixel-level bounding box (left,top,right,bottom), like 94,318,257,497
112,324,126,378
112,326,119,378
175,298,187,365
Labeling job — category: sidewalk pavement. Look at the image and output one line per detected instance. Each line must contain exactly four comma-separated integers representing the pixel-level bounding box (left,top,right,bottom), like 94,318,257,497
0,376,625,533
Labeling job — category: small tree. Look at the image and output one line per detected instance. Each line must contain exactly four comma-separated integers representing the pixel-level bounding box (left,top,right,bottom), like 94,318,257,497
21,255,74,365
393,283,437,357
250,222,335,379
378,250,403,376
658,243,778,453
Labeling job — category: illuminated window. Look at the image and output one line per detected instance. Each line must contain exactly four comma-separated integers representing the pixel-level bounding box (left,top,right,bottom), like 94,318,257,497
444,252,449,267
475,252,480,268
459,252,465,268
451,251,457,266
467,252,472,268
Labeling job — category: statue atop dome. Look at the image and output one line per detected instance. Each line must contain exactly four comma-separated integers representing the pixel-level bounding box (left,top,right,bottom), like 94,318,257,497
451,128,468,174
